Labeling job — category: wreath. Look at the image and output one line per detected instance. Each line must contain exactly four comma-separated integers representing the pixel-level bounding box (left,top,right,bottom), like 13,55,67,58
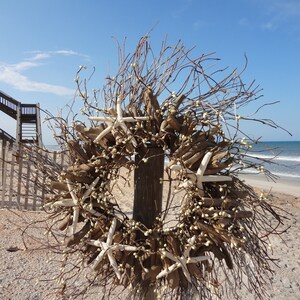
43,37,284,299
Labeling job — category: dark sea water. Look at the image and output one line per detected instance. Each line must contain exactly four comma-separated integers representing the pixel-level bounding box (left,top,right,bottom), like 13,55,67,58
45,141,300,179
248,141,300,179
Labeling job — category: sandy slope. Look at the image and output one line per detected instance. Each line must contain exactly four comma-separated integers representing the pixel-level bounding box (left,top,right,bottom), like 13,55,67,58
0,180,299,300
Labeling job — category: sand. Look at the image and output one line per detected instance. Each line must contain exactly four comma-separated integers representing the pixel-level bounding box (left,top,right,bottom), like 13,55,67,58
239,174,300,198
0,175,299,300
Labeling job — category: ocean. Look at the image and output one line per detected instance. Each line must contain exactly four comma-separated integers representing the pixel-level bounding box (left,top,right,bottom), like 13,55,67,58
45,141,300,180
247,141,300,180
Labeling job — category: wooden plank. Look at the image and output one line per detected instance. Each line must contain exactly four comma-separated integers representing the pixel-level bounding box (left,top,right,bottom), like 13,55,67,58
16,146,23,209
40,164,46,205
61,151,65,166
16,103,22,144
0,139,3,187
32,169,39,211
133,146,164,229
1,142,9,208
8,146,17,208
53,150,57,163
24,160,31,209
35,103,43,147
133,146,164,300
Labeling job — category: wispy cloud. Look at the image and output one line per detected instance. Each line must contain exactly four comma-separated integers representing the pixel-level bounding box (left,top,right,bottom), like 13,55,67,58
0,63,74,96
271,0,300,17
239,0,300,32
193,20,209,31
29,49,91,61
0,49,89,96
261,21,277,31
171,0,193,19
29,53,51,61
260,0,300,31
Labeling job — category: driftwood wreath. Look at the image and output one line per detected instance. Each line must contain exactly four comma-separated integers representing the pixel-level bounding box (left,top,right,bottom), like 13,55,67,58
40,37,286,299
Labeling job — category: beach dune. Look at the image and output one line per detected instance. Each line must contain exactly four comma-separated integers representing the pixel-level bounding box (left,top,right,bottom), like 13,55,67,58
0,176,299,299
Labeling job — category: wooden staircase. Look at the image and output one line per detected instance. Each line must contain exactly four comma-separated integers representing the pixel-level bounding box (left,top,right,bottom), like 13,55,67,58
0,90,42,146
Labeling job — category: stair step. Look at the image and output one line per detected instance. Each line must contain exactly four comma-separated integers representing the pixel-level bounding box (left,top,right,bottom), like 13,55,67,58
1,90,42,146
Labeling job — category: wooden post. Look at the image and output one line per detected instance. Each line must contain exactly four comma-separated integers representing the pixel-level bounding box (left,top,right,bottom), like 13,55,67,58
133,146,164,300
16,103,22,146
36,103,43,147
0,139,3,187
133,146,164,229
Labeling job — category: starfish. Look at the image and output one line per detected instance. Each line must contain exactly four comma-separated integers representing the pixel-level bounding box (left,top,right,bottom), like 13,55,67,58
87,218,138,279
89,97,148,146
156,235,209,282
53,177,100,234
170,151,232,195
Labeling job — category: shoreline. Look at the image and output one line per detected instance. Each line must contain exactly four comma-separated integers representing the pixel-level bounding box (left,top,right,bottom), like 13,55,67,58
238,173,300,198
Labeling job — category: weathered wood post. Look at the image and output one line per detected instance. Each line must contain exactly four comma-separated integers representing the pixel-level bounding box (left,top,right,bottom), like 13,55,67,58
133,146,164,227
133,145,165,300
16,102,22,146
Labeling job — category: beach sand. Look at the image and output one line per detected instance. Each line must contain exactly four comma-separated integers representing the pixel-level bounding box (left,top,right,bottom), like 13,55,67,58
239,174,300,198
0,175,299,300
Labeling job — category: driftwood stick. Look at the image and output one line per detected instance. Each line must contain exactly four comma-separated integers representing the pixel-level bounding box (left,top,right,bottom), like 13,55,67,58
65,221,91,246
51,181,69,191
144,88,161,128
184,151,205,169
171,94,185,110
166,114,181,132
198,197,240,209
58,214,72,230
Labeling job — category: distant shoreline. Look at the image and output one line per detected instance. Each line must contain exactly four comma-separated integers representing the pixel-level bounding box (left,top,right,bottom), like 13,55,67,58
238,173,300,197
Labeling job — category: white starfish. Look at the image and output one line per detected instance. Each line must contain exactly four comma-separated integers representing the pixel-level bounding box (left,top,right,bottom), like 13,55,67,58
87,218,138,279
170,151,232,195
64,177,100,234
47,178,102,229
156,235,209,282
89,97,148,146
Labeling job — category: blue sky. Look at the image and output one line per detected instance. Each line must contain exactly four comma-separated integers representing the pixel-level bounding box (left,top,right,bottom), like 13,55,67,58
0,0,299,144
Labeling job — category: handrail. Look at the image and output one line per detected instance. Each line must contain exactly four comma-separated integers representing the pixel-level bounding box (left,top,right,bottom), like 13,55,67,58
0,91,37,117
0,90,20,106
0,128,16,143
0,91,42,146
21,104,37,115
0,90,19,117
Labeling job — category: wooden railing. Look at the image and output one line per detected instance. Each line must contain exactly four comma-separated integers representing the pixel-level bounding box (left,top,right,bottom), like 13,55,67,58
0,140,67,210
0,90,42,146
0,90,38,119
0,129,15,143
21,104,37,116
0,91,19,118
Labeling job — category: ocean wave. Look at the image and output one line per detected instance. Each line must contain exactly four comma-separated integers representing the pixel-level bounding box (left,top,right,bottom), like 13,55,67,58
246,153,300,163
271,171,300,179
238,168,300,179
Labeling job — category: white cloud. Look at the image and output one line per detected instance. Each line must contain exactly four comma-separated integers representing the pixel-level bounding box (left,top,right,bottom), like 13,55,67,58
193,20,208,31
13,61,39,71
242,0,300,32
29,53,51,61
29,49,91,61
55,49,78,55
261,21,276,31
271,0,300,17
0,49,90,96
0,63,74,96
259,0,300,30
